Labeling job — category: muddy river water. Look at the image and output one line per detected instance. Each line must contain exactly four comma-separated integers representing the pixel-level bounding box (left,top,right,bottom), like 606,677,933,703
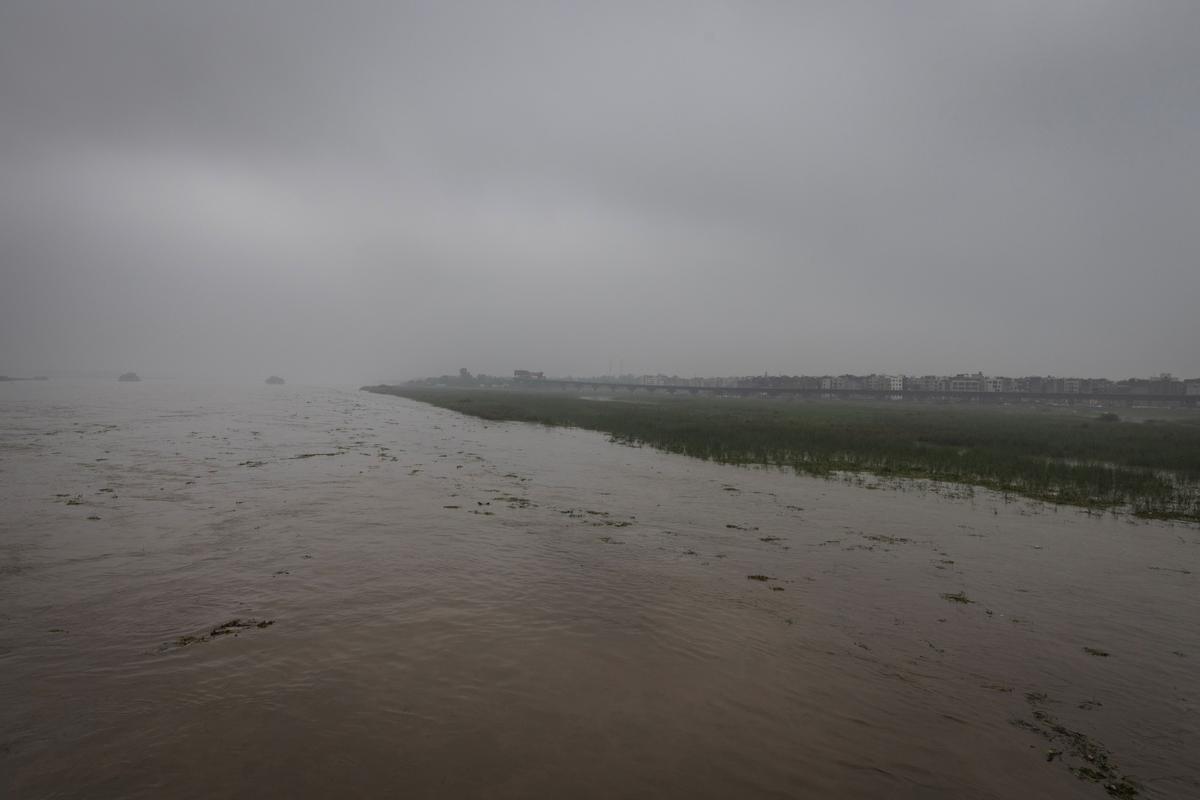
1,382,1197,798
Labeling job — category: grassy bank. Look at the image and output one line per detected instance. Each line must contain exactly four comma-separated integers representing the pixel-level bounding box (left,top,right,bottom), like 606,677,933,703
364,386,1200,521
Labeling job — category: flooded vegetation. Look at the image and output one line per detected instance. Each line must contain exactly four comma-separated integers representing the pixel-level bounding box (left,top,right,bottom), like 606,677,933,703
367,387,1200,521
2,381,1197,798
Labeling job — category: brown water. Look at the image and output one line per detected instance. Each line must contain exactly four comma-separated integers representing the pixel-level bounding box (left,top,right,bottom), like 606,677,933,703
1,381,1197,799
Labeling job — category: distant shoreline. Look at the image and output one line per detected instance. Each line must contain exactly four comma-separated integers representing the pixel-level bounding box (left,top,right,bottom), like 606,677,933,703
365,385,1200,523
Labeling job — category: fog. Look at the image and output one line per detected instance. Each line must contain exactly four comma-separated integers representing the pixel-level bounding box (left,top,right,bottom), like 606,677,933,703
2,1,1197,384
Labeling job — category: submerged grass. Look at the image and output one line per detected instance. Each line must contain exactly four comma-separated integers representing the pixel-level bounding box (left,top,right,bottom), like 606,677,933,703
364,387,1200,522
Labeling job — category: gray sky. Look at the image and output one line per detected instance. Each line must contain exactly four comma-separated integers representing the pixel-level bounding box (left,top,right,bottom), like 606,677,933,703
2,1,1198,384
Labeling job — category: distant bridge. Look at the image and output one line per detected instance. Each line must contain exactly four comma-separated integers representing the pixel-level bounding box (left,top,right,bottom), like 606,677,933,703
512,378,1199,406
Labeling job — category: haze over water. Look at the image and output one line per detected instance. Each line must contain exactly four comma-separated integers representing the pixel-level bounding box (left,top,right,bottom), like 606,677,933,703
2,381,1196,798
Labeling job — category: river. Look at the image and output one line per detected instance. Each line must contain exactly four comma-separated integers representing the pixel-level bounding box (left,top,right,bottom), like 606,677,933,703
1,381,1196,798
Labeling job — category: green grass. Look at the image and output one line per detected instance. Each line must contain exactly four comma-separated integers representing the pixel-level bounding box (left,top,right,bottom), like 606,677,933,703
364,386,1200,521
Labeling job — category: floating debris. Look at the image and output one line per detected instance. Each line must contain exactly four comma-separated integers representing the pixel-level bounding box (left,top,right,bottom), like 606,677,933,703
940,591,974,604
211,618,274,636
1011,691,1139,798
165,618,275,650
496,496,534,508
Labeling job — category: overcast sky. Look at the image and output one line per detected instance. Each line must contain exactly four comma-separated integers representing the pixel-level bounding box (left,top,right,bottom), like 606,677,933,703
2,1,1197,384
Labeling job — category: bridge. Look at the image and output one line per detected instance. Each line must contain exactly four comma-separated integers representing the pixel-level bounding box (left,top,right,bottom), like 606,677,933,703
512,379,1199,406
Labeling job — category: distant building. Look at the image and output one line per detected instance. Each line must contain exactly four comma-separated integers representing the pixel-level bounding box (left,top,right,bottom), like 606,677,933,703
513,370,544,380
948,373,983,392
906,375,940,392
828,375,863,391
864,374,903,392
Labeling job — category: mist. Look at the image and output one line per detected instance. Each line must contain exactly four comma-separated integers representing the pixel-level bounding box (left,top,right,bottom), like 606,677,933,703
2,1,1198,384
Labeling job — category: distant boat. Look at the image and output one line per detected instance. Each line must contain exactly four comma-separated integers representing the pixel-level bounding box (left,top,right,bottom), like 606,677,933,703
118,372,141,382
265,376,285,385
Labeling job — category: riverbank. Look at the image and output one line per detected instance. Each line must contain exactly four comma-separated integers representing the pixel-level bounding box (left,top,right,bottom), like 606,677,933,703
364,386,1200,522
